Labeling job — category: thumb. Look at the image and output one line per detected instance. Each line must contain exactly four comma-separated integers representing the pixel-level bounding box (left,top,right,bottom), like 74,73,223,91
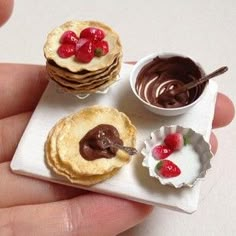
0,0,14,26
0,193,153,236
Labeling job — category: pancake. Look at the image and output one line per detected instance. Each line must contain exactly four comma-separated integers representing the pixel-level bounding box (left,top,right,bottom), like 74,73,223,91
45,106,136,185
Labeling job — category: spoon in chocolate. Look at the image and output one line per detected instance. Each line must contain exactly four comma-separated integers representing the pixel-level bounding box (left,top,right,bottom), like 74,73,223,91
101,137,138,156
157,66,228,107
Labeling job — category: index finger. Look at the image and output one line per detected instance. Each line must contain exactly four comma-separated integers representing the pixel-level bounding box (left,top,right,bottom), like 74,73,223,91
1,193,153,236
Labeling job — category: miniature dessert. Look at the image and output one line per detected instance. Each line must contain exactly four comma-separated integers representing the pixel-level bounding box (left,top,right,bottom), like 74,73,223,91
44,20,122,96
142,125,213,188
45,105,136,186
135,56,206,108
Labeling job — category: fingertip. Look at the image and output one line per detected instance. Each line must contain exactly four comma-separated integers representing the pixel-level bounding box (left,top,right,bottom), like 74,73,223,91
0,0,14,26
213,93,235,128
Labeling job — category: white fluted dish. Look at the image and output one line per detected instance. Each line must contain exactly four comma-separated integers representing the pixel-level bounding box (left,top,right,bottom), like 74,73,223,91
142,125,213,188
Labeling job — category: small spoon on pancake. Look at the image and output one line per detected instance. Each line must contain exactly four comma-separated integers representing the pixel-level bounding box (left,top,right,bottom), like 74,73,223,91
101,137,138,156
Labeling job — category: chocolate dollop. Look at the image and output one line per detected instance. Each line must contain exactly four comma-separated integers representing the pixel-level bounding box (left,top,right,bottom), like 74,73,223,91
79,124,123,161
135,56,206,108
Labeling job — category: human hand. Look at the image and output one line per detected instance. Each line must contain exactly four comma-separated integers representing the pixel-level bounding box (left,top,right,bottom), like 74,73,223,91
0,1,234,236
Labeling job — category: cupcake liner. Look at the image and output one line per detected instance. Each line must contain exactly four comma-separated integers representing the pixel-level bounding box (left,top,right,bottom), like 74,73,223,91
142,125,213,188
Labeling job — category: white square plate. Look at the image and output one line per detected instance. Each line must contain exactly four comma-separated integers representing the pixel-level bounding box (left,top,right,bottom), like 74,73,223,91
11,63,217,213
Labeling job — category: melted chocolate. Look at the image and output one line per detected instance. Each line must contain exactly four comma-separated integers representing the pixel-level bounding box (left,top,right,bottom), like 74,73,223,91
135,56,206,108
79,124,123,161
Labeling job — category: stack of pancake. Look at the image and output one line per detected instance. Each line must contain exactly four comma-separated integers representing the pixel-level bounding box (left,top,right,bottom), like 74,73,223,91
43,20,122,96
45,106,137,186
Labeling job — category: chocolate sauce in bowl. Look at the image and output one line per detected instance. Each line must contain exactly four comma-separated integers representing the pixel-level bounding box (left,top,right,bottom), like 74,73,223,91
135,56,206,108
79,124,123,161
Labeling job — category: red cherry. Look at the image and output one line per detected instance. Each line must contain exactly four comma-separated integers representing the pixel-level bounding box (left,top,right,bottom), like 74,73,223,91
57,44,75,58
60,30,79,45
94,40,109,57
75,39,95,63
80,27,105,42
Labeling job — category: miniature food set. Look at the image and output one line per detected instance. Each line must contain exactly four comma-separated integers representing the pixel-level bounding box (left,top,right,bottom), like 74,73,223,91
11,20,222,213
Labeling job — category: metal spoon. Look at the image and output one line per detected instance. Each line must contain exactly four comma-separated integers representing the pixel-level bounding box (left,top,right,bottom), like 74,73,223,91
157,66,228,104
101,137,137,156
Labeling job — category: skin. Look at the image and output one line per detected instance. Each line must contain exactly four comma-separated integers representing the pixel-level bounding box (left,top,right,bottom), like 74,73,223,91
0,1,235,235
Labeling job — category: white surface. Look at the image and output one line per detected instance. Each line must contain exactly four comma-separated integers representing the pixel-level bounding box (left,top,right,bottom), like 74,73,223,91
1,0,236,235
10,64,217,214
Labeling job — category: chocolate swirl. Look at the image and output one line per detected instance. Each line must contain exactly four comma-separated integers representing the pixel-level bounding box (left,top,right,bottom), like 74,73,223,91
135,56,206,108
79,124,123,161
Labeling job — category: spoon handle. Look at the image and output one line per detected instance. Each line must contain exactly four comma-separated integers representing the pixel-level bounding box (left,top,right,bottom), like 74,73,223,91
102,137,138,156
112,143,138,156
172,66,228,96
185,66,228,90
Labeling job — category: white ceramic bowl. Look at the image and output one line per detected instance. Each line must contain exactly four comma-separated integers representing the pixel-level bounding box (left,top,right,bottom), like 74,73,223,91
130,53,208,116
142,125,213,188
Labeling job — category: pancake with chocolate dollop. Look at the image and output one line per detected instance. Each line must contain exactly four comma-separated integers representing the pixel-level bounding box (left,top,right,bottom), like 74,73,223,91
45,106,136,185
